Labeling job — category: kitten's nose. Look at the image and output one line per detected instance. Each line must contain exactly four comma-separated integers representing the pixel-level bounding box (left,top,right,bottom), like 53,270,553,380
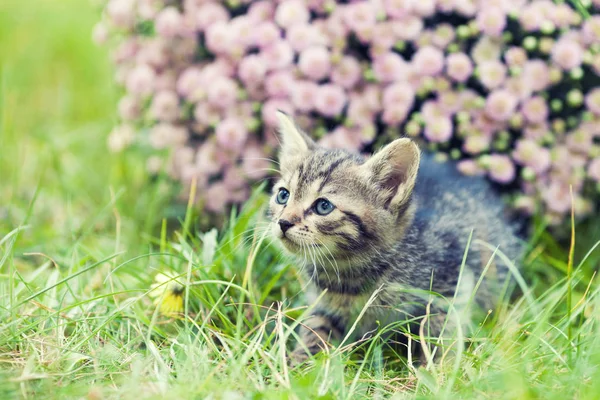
278,219,294,234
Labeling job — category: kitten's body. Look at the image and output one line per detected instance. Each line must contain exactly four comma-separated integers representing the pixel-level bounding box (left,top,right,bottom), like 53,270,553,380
269,112,523,363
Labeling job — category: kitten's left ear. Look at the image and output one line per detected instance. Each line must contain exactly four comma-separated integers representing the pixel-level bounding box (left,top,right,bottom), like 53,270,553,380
362,138,420,212
276,111,316,161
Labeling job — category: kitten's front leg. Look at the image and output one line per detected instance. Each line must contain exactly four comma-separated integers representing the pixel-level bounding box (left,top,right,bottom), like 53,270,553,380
290,310,345,365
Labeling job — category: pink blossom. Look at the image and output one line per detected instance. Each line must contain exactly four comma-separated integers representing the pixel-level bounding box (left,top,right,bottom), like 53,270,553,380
522,60,550,92
236,55,266,87
588,158,600,182
291,80,319,112
583,16,600,44
446,53,473,83
195,140,222,175
248,1,275,22
463,134,491,155
424,117,453,142
373,52,408,82
384,0,413,19
155,7,182,38
471,36,502,64
106,0,136,28
542,182,572,214
566,129,593,153
265,70,295,98
204,182,231,213
432,24,456,49
261,40,294,71
108,124,136,152
476,7,506,37
319,126,363,151
383,82,415,109
150,91,180,122
487,154,516,184
287,25,326,52
118,95,141,121
552,39,584,71
343,2,377,32
332,56,362,89
299,46,332,81
254,22,281,48
205,22,235,54
412,46,444,76
149,123,188,149
347,97,376,127
193,103,221,128
113,39,138,64
275,0,310,27
412,0,435,17
421,100,446,121
504,47,528,67
512,139,551,174
215,118,248,151
242,145,271,179
207,77,238,109
519,4,543,31
195,2,229,31
505,76,533,101
551,4,578,28
454,0,477,16
393,16,423,41
478,60,507,90
262,99,294,127
126,64,156,97
135,39,169,69
457,159,484,176
485,90,518,122
521,96,549,124
314,84,347,117
585,88,600,115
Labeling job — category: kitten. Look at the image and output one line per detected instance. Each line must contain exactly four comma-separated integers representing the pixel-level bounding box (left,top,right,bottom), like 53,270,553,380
268,111,523,364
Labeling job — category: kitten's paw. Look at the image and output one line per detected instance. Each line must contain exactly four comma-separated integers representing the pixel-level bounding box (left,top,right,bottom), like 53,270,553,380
288,349,310,367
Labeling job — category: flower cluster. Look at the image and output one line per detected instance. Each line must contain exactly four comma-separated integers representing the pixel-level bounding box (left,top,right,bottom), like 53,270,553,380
96,0,600,224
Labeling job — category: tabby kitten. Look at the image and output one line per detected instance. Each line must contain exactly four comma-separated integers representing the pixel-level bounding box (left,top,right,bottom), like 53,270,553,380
269,112,523,364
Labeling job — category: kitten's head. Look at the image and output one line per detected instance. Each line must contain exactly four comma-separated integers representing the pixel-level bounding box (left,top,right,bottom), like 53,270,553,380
269,112,421,266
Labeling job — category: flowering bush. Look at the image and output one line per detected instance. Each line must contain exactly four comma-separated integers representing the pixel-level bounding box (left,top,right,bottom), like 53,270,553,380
95,0,600,225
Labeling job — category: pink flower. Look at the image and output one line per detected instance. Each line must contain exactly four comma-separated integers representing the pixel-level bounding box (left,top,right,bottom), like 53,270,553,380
582,16,600,45
393,16,423,41
195,2,229,31
135,39,169,69
262,99,294,127
446,52,473,83
215,118,248,151
314,84,347,117
512,139,551,174
373,52,408,82
275,0,310,27
457,159,484,176
150,91,180,122
522,60,550,92
204,182,231,213
118,95,141,121
432,23,456,49
155,7,182,38
265,70,295,98
108,124,136,152
485,89,518,121
412,46,444,76
193,103,220,128
254,22,281,48
585,88,600,115
205,22,234,54
248,1,275,22
487,154,516,184
504,47,527,67
343,2,377,32
471,36,502,64
195,140,222,175
463,134,491,155
519,5,543,31
299,46,332,81
476,7,506,37
478,60,507,90
331,56,362,89
552,38,584,71
242,145,271,179
521,96,549,124
413,0,435,17
287,25,326,52
291,80,319,112
542,182,572,214
319,126,363,151
423,117,453,142
261,40,294,71
566,129,593,153
106,0,136,28
383,82,415,110
149,123,188,149
207,77,238,109
524,123,549,141
588,158,600,182
384,0,413,19
126,64,156,97
347,97,376,127
238,55,267,86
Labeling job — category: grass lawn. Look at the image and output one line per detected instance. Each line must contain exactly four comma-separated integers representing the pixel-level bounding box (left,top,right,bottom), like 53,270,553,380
1,1,600,399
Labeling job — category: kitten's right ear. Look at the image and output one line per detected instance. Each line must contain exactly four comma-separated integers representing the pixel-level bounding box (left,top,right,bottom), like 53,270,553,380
276,111,315,160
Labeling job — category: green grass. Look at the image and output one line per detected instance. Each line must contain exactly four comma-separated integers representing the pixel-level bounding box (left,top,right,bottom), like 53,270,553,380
2,1,600,399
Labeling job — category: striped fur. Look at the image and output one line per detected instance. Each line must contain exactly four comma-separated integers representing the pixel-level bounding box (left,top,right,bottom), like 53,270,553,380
270,112,524,364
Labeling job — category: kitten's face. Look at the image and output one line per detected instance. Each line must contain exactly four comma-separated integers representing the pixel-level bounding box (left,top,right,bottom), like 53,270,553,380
269,112,421,266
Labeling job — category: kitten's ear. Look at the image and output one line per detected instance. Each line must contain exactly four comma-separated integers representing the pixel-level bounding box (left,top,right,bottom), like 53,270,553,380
362,138,420,211
276,111,315,160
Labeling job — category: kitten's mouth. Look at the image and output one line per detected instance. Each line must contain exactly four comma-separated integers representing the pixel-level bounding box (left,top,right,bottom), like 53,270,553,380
280,236,322,252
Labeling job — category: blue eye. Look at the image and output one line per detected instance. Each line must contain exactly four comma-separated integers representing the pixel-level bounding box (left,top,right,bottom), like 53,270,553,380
314,199,335,215
276,188,290,205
